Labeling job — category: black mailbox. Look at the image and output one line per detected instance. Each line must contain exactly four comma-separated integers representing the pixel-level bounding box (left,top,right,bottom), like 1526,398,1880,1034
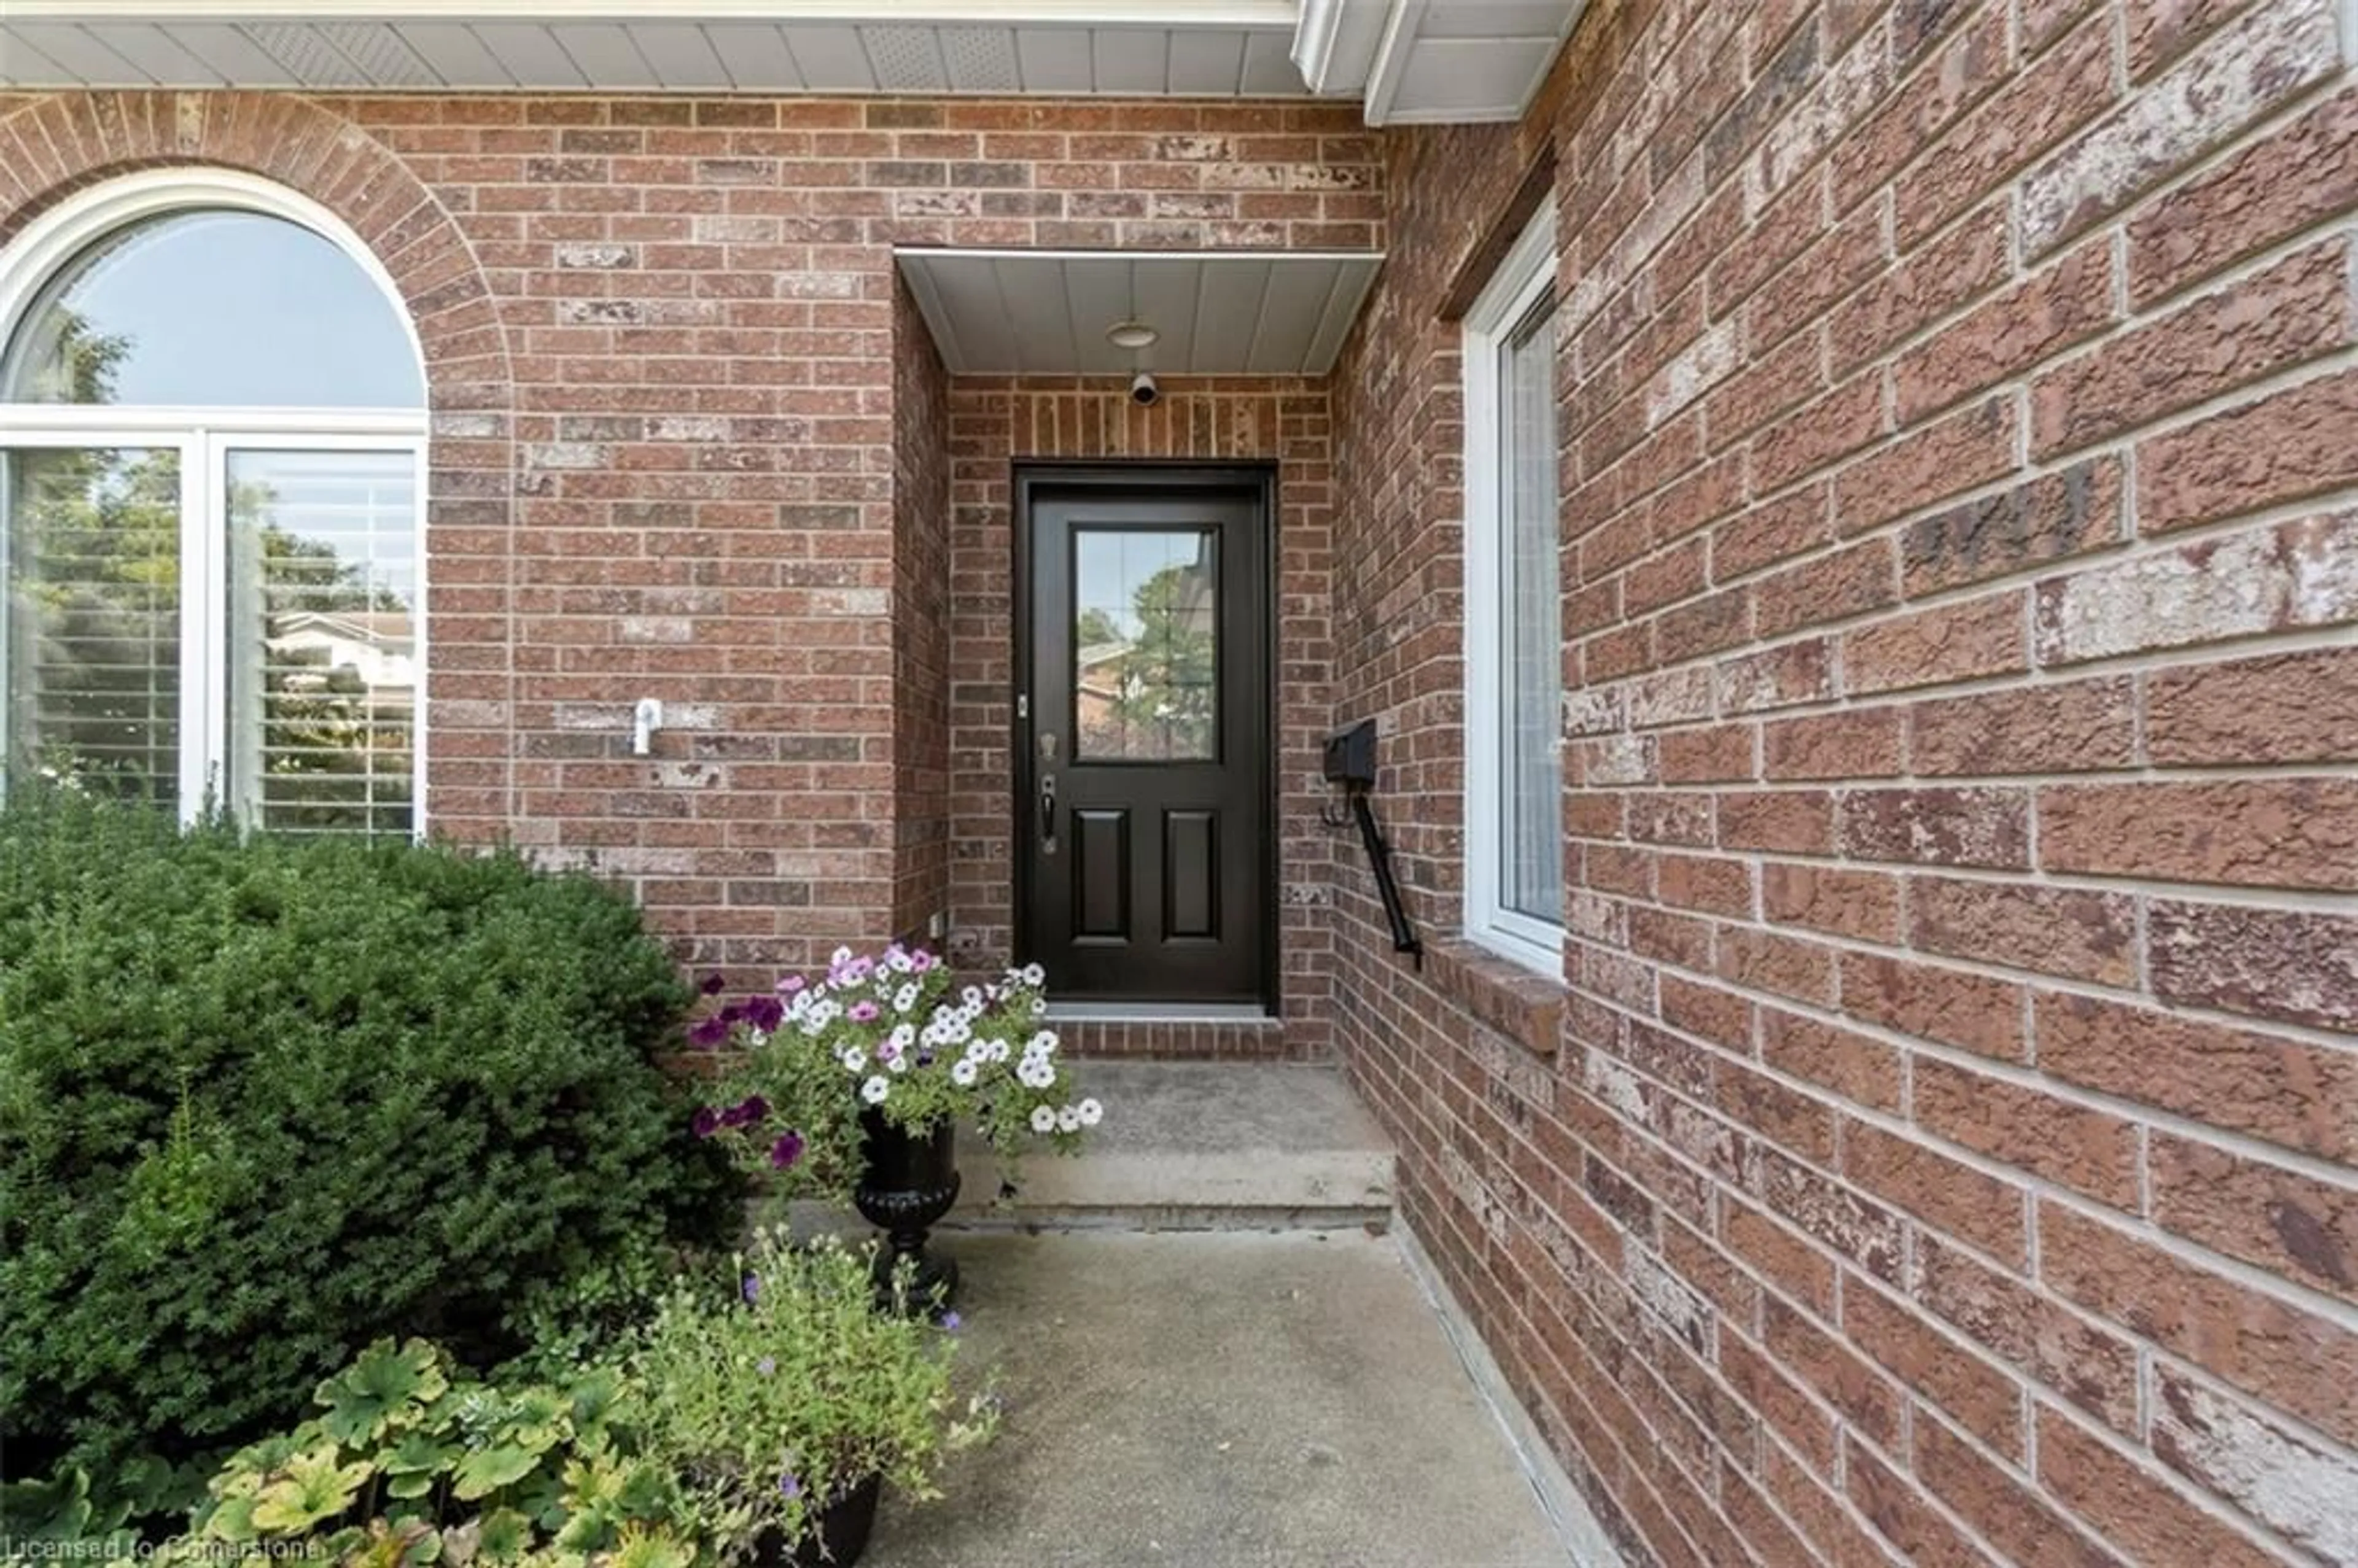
1323,718,1377,790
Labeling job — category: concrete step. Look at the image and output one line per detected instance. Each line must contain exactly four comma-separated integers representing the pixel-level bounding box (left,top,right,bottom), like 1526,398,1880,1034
946,1061,1396,1230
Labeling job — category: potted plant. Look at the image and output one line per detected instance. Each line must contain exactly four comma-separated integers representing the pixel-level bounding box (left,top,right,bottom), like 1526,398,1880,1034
631,1230,997,1568
688,948,1101,1310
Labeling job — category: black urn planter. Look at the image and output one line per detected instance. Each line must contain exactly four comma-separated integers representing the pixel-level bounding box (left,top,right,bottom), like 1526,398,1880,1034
852,1108,960,1314
751,1473,883,1568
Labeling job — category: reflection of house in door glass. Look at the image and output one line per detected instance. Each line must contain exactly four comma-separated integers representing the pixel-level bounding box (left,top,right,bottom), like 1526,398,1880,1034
1072,529,1218,761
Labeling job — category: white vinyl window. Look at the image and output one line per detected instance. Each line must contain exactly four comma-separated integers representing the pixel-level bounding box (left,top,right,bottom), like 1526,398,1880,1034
1463,206,1563,974
0,173,427,837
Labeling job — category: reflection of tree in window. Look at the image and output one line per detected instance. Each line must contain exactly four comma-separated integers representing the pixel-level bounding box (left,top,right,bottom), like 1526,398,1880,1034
4,312,183,805
1077,544,1216,761
230,474,415,839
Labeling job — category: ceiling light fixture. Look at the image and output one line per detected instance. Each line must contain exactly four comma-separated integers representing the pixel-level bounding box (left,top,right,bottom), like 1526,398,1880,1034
1106,320,1161,350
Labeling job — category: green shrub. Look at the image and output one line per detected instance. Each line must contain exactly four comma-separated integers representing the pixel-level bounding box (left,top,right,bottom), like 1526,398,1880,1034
0,790,741,1492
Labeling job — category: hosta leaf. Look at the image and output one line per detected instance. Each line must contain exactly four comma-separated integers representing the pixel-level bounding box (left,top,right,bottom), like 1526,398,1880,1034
0,1469,91,1541
565,1370,621,1434
322,1340,448,1446
201,1497,258,1542
383,1431,460,1478
610,1464,671,1521
475,1509,532,1562
451,1447,540,1501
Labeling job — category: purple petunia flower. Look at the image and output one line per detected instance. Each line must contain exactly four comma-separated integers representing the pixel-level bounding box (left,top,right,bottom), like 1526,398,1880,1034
700,972,727,996
848,1001,880,1023
940,1311,962,1333
769,1130,805,1170
742,1273,760,1304
716,1094,768,1130
910,950,935,973
745,995,785,1033
777,1471,801,1502
691,1106,720,1139
777,974,807,996
687,1015,731,1050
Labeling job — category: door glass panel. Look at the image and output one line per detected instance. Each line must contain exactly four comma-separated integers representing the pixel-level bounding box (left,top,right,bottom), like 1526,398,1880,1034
1501,291,1563,922
2,446,183,807
226,449,417,837
1072,528,1218,761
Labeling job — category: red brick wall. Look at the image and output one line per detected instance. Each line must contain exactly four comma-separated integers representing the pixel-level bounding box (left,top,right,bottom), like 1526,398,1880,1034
892,275,952,945
947,378,1336,1058
0,90,1376,979
1329,1,2358,1564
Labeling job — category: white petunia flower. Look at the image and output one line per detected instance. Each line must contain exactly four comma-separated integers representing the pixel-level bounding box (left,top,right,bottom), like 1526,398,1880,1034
1029,1105,1056,1133
895,984,920,1013
1021,963,1046,987
890,1023,916,1052
841,1047,867,1073
1056,1106,1082,1133
992,1039,1013,1063
1031,997,1049,1017
831,946,854,967
952,1059,979,1087
862,1076,890,1104
1078,1098,1103,1127
962,986,984,1009
887,1052,910,1075
1029,1030,1059,1055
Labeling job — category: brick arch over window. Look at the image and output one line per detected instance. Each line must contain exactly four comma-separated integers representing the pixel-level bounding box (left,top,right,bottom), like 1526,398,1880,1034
0,91,520,839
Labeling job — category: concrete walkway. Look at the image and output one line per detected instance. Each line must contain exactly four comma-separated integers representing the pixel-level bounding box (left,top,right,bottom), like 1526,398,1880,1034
863,1230,1576,1568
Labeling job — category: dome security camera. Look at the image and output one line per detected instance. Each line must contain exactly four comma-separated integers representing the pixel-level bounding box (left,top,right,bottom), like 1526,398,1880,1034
1130,371,1161,407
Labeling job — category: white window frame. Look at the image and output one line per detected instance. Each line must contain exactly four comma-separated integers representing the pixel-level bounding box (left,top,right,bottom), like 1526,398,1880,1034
0,171,430,836
1461,204,1563,976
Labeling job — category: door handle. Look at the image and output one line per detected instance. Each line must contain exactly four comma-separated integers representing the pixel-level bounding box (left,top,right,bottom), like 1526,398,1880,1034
1039,772,1057,855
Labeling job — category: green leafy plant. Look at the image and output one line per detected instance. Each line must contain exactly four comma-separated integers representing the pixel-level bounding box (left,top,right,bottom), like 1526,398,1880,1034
629,1230,997,1561
182,1340,695,1568
0,788,743,1491
688,946,1100,1203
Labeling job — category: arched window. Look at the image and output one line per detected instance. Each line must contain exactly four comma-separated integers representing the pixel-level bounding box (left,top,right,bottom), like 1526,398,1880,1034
0,173,427,837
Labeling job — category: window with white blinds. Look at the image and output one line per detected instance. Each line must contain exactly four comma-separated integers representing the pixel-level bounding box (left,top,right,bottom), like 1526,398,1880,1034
1463,205,1566,975
1,446,184,809
0,177,427,836
227,450,418,837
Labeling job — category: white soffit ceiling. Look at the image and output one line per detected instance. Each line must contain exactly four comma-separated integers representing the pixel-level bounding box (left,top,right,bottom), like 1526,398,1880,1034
0,1,1312,95
1294,0,1584,124
896,247,1382,375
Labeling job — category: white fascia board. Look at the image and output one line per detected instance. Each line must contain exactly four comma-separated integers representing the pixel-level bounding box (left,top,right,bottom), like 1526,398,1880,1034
4,0,1299,22
1358,0,1422,125
1289,0,1388,94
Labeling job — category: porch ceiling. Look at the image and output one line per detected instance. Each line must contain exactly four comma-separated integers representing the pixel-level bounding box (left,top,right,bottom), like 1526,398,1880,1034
0,0,1582,124
895,246,1382,375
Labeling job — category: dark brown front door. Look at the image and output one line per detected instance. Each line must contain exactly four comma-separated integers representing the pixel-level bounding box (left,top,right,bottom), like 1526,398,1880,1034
1016,467,1272,1006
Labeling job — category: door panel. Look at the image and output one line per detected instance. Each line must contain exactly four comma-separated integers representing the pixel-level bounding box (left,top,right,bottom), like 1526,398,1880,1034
1020,472,1270,1006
